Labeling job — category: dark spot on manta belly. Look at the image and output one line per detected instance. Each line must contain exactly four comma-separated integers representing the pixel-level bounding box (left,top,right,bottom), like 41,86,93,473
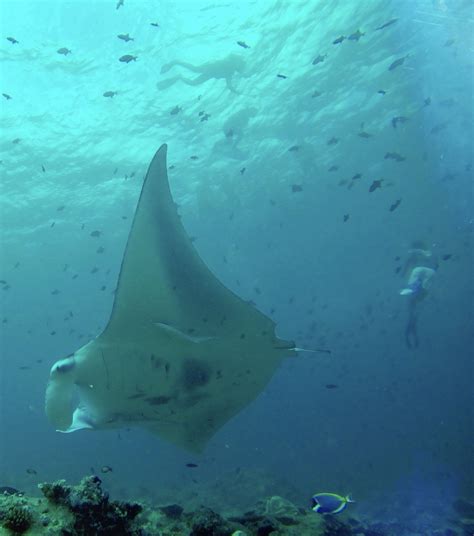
180,358,211,391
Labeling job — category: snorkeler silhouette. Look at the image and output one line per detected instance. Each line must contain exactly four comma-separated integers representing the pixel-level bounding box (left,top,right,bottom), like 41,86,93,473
399,242,438,349
157,53,247,93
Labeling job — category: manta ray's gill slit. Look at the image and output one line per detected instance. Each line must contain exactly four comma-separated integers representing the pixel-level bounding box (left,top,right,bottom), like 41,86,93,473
100,350,111,390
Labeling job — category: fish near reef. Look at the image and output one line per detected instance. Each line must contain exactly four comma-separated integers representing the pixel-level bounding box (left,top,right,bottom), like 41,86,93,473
312,493,354,514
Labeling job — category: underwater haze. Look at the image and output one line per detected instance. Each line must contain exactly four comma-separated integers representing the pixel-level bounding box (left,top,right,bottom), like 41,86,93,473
0,0,473,533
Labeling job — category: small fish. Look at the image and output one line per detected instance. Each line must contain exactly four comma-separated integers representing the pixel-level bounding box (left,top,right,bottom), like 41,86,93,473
12,138,21,144
2,93,12,100
358,131,372,138
119,55,137,63
389,199,401,212
57,205,65,211
90,230,102,237
375,18,398,31
237,41,250,49
150,22,160,27
391,116,408,129
325,383,338,389
312,54,327,65
377,89,386,95
117,33,134,42
343,214,349,222
332,35,345,45
116,0,124,9
277,74,288,79
444,38,455,47
395,266,402,274
384,152,405,162
388,55,408,71
170,105,182,115
348,29,365,41
190,155,199,160
351,173,362,180
369,179,383,192
311,493,354,514
103,91,117,98
288,145,300,152
186,463,198,468
291,184,303,192
442,254,452,261
327,137,339,145
101,465,113,473
328,165,338,172
240,167,246,175
42,165,46,172
96,246,105,254
311,90,322,98
423,97,431,107
431,122,447,134
26,468,37,475
57,47,72,56
7,37,19,44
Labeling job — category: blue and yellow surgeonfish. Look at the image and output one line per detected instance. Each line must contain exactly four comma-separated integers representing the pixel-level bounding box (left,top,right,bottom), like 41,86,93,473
311,492,354,514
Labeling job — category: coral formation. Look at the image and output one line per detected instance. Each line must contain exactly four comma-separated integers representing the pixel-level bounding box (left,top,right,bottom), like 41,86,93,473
1,503,33,533
0,475,467,535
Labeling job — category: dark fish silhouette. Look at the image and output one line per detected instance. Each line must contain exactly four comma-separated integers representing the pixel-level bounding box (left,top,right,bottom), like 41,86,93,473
388,55,408,71
6,37,19,44
348,29,365,41
444,38,455,47
328,165,338,172
119,54,137,63
389,199,401,212
384,152,405,162
186,463,198,468
118,33,134,42
375,19,398,31
103,91,117,98
2,93,12,100
352,173,362,180
292,184,303,192
90,230,102,237
327,137,339,145
288,145,300,152
312,54,327,65
170,105,182,115
423,97,431,107
442,254,452,261
358,131,372,138
391,116,408,128
150,22,160,27
311,90,322,98
378,89,387,95
116,0,124,9
57,48,72,55
343,214,349,222
237,41,250,49
277,73,288,79
333,35,345,45
369,179,383,192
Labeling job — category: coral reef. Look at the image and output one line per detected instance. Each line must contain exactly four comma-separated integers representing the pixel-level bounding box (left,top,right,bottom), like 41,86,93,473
0,475,467,535
1,503,33,533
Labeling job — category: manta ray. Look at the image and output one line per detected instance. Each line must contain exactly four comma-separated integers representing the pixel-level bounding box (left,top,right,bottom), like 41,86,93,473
45,144,297,452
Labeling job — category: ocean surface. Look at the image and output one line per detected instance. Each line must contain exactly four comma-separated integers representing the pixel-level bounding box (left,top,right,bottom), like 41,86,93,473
0,0,473,533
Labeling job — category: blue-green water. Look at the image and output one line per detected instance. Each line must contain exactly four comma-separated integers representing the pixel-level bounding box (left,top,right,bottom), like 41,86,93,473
0,0,472,532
